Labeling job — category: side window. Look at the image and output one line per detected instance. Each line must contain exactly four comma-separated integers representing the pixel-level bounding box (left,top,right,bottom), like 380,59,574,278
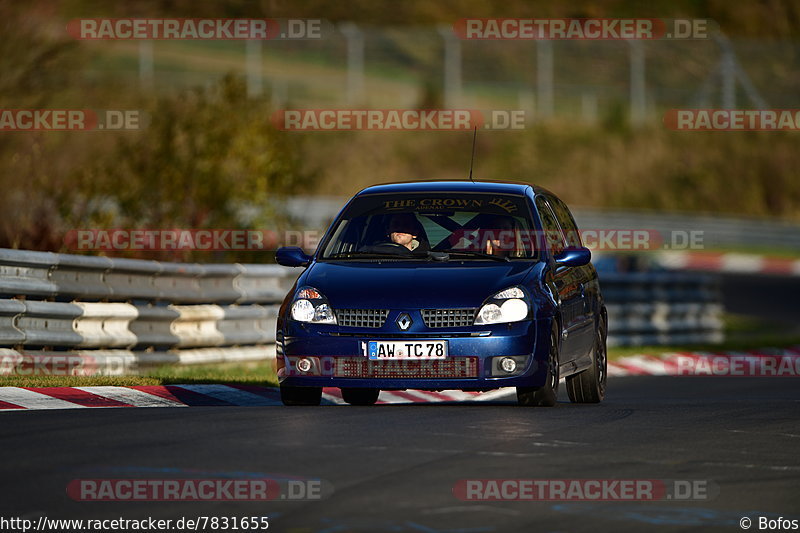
535,197,565,255
548,196,582,248
323,216,366,256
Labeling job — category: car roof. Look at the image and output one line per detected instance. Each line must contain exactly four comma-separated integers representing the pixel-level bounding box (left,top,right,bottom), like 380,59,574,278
354,180,554,197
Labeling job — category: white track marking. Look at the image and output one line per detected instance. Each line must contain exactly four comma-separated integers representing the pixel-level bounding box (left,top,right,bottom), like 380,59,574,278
0,388,87,410
376,391,415,403
472,388,516,401
721,254,764,273
607,363,629,377
396,389,448,402
617,355,670,375
76,386,187,408
321,394,347,405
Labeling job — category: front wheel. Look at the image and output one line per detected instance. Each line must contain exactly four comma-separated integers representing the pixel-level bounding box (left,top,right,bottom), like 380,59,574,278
280,385,322,406
341,388,380,406
565,317,607,403
517,327,560,407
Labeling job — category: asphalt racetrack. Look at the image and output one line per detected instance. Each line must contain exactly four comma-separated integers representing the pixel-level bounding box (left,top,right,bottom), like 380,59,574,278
1,272,798,533
1,376,798,533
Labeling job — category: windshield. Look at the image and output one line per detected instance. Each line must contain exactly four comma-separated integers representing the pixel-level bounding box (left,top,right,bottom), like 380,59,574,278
320,192,539,261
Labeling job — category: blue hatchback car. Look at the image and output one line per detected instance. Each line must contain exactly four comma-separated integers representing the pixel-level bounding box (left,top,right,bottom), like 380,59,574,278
275,180,607,406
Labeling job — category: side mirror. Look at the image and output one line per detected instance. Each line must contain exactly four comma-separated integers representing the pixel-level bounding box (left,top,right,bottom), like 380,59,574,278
276,246,312,267
554,247,591,268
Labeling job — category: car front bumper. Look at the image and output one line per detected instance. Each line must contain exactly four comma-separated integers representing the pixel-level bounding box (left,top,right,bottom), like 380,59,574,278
278,317,554,390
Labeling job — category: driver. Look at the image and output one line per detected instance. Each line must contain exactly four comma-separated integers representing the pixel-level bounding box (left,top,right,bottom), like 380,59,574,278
387,213,422,251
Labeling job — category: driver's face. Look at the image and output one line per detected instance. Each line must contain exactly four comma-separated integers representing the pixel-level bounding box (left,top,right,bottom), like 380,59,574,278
390,231,415,248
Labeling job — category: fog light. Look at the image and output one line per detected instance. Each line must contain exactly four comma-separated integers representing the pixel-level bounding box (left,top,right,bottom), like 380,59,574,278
296,358,313,373
499,357,517,373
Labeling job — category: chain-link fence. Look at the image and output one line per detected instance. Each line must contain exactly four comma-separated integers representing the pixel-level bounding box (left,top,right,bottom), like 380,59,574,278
83,25,800,125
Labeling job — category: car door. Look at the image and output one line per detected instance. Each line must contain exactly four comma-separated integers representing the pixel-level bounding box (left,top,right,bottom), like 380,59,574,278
534,196,585,364
547,194,596,364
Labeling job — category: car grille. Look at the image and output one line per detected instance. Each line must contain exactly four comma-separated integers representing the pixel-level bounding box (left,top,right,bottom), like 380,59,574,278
421,308,477,328
333,357,479,379
335,308,389,328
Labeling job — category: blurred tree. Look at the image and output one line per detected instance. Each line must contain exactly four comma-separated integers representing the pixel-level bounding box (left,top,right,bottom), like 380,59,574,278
66,75,312,260
0,1,87,250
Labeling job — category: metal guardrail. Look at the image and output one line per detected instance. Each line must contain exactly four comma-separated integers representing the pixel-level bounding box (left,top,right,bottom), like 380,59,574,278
0,247,723,375
573,209,800,250
0,249,293,304
0,248,296,375
600,271,723,347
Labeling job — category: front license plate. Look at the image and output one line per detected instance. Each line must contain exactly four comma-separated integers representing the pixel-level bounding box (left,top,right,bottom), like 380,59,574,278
366,340,448,360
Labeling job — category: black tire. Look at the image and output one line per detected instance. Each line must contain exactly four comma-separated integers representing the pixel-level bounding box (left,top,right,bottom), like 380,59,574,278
280,385,322,406
341,388,380,406
517,327,560,407
565,317,607,404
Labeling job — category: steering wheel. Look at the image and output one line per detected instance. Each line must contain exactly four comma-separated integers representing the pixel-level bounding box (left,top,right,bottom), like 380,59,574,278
362,242,413,255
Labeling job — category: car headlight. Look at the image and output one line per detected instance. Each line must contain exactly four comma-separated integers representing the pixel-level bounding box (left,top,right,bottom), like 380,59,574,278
290,287,337,324
474,286,530,325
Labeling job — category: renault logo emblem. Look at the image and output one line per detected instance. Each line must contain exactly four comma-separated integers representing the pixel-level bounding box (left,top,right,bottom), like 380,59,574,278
396,313,413,331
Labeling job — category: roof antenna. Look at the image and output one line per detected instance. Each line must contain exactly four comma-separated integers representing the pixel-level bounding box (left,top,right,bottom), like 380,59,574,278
468,126,477,182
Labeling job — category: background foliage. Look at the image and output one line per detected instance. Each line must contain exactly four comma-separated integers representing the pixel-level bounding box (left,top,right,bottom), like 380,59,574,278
1,0,798,259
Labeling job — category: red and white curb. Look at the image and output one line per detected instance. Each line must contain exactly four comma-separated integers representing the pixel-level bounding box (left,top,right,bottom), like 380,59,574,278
607,346,800,376
2,348,797,411
659,251,800,276
0,384,507,411
0,384,285,411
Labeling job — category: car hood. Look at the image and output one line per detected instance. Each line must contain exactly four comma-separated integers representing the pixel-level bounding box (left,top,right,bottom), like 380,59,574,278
301,261,537,309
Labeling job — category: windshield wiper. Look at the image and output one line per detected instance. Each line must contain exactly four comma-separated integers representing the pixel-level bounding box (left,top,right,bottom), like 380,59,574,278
328,252,425,260
327,250,451,261
445,251,510,262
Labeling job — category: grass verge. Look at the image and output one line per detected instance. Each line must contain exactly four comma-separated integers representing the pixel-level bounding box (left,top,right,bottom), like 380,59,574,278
607,337,800,361
0,361,277,389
